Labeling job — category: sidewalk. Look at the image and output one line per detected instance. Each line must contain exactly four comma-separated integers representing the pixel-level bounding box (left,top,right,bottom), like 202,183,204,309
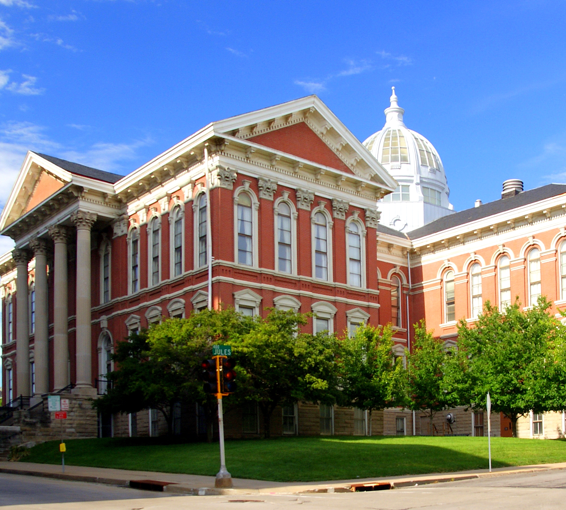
1,460,566,495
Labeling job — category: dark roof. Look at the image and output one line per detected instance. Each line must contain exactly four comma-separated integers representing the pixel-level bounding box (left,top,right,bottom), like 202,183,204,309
377,223,408,239
34,152,124,184
408,184,566,240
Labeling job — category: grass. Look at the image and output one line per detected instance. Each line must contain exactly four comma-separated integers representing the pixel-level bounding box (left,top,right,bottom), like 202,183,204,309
24,435,566,482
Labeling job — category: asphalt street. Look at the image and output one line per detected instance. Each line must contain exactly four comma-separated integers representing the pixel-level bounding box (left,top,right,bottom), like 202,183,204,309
2,469,566,509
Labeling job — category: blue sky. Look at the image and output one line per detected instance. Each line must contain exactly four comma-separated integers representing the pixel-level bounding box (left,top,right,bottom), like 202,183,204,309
2,0,566,255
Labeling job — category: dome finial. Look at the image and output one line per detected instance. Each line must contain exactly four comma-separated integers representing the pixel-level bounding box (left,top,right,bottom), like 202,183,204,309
390,86,398,107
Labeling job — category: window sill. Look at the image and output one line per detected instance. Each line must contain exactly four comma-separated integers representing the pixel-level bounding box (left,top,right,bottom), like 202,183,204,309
392,326,407,332
466,317,478,324
440,321,458,328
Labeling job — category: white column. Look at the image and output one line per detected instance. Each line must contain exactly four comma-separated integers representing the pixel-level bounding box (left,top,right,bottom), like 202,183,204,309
13,248,31,398
29,238,49,395
49,225,69,391
71,211,97,390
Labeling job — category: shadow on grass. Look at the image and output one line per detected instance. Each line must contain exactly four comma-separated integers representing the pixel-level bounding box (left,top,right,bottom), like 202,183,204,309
24,435,566,482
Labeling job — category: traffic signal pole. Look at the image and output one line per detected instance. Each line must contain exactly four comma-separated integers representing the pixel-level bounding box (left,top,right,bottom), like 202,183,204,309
214,355,233,488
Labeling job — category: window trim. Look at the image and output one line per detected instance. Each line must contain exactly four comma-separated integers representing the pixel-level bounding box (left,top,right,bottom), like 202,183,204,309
531,411,544,437
444,270,456,323
125,314,141,335
470,262,482,319
170,203,185,277
311,301,337,334
273,294,301,312
6,294,13,343
346,307,371,337
346,216,366,288
147,215,161,287
233,184,259,268
99,240,111,304
29,283,36,334
97,331,113,394
194,192,208,270
167,298,186,319
560,241,566,301
311,206,333,282
391,274,402,328
127,226,140,295
191,290,209,312
234,288,262,317
274,195,298,275
528,247,541,307
145,306,163,326
498,254,511,310
319,404,334,435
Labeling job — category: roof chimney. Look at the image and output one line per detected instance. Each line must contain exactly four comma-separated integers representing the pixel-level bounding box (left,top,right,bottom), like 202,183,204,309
475,199,482,208
502,179,523,199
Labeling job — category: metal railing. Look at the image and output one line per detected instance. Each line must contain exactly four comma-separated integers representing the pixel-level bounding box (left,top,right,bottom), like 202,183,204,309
0,395,31,425
95,378,111,395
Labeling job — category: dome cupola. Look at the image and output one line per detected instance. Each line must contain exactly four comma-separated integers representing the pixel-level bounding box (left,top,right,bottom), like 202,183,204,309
363,88,454,232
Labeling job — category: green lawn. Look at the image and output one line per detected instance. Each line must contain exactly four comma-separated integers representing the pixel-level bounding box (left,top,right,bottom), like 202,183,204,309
24,436,566,482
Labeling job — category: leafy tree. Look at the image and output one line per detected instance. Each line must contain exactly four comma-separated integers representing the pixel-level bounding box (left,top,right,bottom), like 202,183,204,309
448,298,566,437
230,309,341,438
339,324,406,431
406,321,455,434
92,330,185,434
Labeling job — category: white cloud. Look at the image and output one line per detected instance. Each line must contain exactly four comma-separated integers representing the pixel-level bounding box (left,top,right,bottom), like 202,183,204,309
6,74,44,95
520,132,566,185
376,50,413,66
0,19,16,50
31,33,79,52
196,20,228,37
0,69,10,89
226,47,247,58
337,59,372,77
294,80,326,94
48,11,82,22
0,0,35,7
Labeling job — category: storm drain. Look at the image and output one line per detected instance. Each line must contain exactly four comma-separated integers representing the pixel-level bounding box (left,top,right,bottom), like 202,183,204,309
350,482,392,492
129,480,176,492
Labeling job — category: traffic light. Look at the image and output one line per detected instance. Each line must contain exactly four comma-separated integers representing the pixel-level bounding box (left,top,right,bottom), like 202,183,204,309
200,359,218,394
221,358,237,393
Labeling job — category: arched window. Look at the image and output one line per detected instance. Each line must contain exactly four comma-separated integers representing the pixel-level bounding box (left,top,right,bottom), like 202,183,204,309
277,202,292,273
444,270,455,322
470,263,482,319
98,333,113,394
528,248,541,307
313,212,329,280
149,217,161,286
499,255,511,310
198,194,207,268
560,241,566,300
100,242,111,303
129,228,139,294
171,206,183,277
237,192,253,266
347,222,362,287
391,275,401,327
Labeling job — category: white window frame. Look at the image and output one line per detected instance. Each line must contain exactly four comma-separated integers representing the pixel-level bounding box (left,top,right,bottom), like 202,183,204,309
127,226,140,295
145,306,162,326
147,215,161,287
6,294,13,344
391,275,402,328
311,206,333,282
194,192,208,269
191,290,209,312
97,331,113,394
444,270,455,323
274,195,298,275
531,411,544,437
29,284,35,334
234,288,262,317
528,248,541,307
346,307,371,337
6,364,13,403
167,298,186,319
346,216,366,288
99,240,111,304
149,408,159,437
233,183,259,268
125,314,141,335
29,354,35,395
470,263,482,319
422,186,442,206
273,295,301,312
170,204,185,278
282,403,298,435
498,255,511,310
396,416,407,436
128,412,138,437
353,408,368,436
311,301,337,334
560,241,566,300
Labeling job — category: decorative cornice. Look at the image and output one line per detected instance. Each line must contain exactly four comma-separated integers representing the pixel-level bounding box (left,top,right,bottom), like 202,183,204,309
296,189,314,211
211,167,237,190
258,177,277,200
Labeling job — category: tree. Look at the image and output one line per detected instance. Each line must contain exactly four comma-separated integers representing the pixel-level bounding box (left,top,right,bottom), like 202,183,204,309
448,298,566,437
93,330,185,435
230,309,340,438
339,324,406,432
406,321,455,434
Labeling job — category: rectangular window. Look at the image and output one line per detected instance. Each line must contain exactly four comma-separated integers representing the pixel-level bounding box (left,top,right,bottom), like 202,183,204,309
30,290,35,333
320,404,333,435
7,300,13,343
129,413,138,437
174,218,183,276
499,257,511,310
242,402,259,434
445,273,455,322
277,211,292,273
131,239,139,293
7,368,13,403
396,416,406,436
314,223,328,280
561,249,566,299
237,204,253,266
199,199,207,268
533,413,543,436
470,264,482,319
473,412,484,437
239,306,255,317
348,320,362,338
348,230,362,287
152,228,160,286
282,405,296,435
103,250,110,303
150,408,159,437
382,185,410,202
315,317,330,334
30,361,35,395
354,408,366,436
422,187,442,206
173,402,182,435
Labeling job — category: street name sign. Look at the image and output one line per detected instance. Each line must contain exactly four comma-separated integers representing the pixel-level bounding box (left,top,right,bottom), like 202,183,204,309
213,345,232,356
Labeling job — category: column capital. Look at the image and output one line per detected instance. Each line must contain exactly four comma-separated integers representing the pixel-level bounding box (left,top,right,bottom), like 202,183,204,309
71,210,97,230
12,248,31,265
49,225,70,243
30,238,49,256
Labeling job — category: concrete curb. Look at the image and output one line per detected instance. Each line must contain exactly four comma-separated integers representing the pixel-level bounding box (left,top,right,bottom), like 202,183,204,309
1,462,566,496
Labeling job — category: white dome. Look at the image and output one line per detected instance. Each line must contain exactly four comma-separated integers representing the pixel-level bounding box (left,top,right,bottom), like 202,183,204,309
363,88,454,232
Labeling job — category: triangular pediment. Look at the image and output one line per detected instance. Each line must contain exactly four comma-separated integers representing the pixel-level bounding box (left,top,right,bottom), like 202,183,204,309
25,171,65,213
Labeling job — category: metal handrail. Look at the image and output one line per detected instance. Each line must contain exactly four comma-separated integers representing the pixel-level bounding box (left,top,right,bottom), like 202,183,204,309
95,378,111,395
